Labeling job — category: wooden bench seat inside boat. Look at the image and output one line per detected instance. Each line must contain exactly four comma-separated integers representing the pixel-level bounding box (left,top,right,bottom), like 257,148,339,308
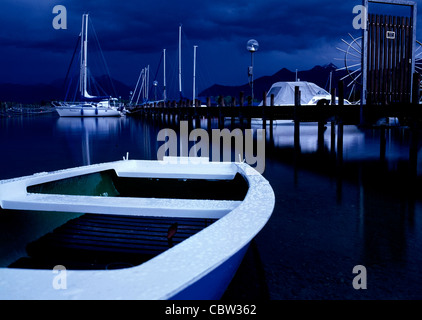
9,213,216,270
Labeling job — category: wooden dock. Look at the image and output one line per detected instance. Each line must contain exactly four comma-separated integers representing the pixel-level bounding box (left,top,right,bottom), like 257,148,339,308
9,213,216,270
127,78,422,127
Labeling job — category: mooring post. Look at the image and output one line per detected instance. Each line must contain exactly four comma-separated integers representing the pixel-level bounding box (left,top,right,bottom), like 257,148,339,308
206,97,212,131
317,121,325,154
262,91,267,130
178,100,182,124
165,101,169,124
294,86,301,124
338,80,344,107
170,101,174,126
247,96,252,127
294,86,301,108
238,91,244,126
195,100,201,128
230,96,236,126
294,86,301,155
331,87,336,106
331,121,336,158
217,96,223,129
337,122,343,165
270,93,274,137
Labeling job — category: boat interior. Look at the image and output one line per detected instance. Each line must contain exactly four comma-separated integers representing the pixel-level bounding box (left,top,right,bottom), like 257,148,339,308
1,167,249,271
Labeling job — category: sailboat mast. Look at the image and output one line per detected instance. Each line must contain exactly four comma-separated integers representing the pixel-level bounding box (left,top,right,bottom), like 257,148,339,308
147,65,150,101
178,25,182,99
163,49,167,102
131,68,143,105
80,14,89,99
193,45,197,106
79,15,84,97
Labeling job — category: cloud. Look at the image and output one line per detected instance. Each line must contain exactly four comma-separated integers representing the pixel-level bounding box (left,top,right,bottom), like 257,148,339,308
0,0,421,91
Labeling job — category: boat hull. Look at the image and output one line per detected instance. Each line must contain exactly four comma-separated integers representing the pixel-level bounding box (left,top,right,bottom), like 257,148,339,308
170,243,250,299
0,158,275,300
55,106,122,117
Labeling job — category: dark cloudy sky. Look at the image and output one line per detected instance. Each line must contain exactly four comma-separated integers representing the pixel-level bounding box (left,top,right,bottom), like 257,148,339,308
0,0,420,100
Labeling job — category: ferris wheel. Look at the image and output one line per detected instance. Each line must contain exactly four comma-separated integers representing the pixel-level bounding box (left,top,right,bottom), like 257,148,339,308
334,33,363,102
336,34,422,103
336,33,363,88
415,40,422,103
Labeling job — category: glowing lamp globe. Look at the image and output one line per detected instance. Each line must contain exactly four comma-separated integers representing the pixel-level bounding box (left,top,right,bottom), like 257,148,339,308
246,39,259,53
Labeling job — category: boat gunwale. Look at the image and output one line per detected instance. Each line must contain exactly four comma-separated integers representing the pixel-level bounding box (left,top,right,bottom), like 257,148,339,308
0,158,275,300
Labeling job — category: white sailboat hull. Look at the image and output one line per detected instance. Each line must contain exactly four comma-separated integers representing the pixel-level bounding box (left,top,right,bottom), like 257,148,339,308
55,105,122,117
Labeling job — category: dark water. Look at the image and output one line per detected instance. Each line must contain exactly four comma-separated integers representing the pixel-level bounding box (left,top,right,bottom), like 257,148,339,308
1,112,422,299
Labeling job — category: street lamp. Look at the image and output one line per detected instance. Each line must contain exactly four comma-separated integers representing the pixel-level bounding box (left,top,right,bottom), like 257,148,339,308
247,39,259,103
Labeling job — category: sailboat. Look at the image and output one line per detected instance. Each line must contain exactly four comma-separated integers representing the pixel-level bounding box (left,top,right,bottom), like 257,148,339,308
53,14,123,117
180,25,204,107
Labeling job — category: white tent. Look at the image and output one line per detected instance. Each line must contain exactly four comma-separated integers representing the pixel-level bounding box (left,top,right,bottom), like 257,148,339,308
259,81,346,106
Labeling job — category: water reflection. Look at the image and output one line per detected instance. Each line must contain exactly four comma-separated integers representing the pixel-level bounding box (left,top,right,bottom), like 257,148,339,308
253,119,422,298
56,117,126,166
253,121,365,154
1,113,422,298
54,116,162,167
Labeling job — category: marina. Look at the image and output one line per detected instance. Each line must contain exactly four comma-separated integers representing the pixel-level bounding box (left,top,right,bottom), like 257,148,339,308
1,0,422,302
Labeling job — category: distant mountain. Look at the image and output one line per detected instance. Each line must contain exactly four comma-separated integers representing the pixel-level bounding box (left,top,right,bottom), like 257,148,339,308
0,76,132,104
1,64,352,104
199,63,350,101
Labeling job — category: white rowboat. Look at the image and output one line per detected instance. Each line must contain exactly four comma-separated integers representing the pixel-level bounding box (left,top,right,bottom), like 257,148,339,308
0,157,274,299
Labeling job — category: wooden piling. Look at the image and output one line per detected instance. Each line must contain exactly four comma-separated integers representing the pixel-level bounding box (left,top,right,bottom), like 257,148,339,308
206,97,212,131
330,121,336,158
262,91,267,130
294,86,301,107
230,96,236,126
217,96,223,128
269,93,274,136
294,86,301,154
337,123,343,165
294,120,300,147
317,121,325,153
331,87,336,106
338,80,344,107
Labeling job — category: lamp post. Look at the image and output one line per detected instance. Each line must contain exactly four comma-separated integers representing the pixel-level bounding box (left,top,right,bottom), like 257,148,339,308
247,39,259,103
193,45,198,107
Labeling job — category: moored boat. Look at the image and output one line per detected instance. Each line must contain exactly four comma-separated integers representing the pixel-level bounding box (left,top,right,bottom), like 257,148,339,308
0,157,275,299
53,100,123,117
259,81,352,106
53,14,124,118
